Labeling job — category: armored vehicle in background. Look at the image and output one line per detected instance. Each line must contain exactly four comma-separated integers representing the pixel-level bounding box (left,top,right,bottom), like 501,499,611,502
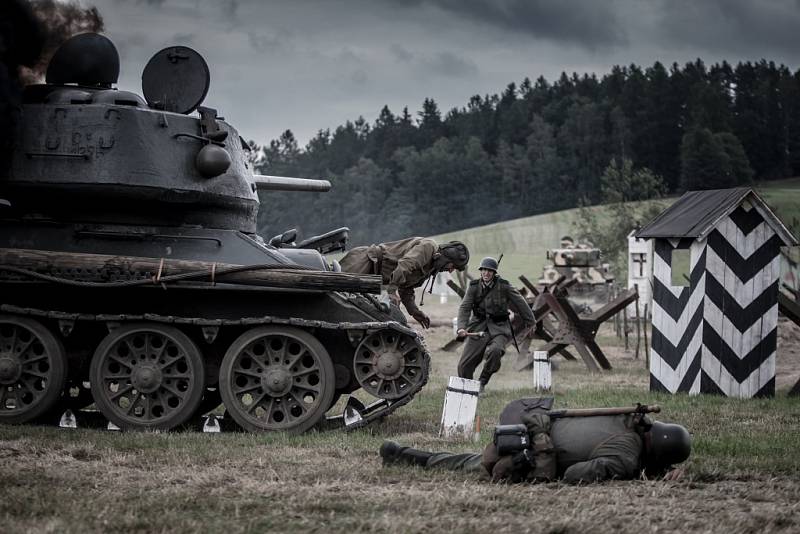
538,236,614,313
0,33,428,433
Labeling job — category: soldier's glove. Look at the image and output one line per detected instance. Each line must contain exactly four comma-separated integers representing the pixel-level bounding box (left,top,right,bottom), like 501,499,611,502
490,449,535,483
411,311,431,329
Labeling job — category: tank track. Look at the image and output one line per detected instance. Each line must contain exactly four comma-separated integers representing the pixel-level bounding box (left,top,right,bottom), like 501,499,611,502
0,302,431,432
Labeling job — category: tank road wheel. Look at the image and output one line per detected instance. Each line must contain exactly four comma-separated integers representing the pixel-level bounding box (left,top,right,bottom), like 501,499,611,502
353,330,425,400
0,316,67,424
90,324,205,431
219,326,335,433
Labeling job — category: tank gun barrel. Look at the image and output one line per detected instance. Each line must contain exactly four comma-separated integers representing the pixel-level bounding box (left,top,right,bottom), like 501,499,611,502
251,175,331,193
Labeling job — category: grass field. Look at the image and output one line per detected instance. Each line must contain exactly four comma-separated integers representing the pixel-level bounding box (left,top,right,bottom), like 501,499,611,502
2,298,800,533
2,181,800,533
433,178,800,282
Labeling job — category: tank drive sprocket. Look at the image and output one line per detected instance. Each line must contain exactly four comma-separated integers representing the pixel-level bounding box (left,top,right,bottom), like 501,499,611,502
353,329,426,400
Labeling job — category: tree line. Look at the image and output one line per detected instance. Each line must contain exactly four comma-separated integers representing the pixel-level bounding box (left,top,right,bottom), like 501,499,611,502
253,59,800,246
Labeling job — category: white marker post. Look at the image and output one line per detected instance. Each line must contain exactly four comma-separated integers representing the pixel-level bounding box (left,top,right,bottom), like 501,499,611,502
532,351,552,391
440,376,481,439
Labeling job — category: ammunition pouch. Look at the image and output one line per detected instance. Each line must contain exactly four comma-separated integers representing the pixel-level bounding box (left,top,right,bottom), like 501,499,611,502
472,308,510,324
520,413,557,481
490,312,510,323
493,424,530,455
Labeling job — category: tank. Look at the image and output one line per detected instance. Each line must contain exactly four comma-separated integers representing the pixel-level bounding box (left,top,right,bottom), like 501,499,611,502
0,34,429,433
538,236,615,313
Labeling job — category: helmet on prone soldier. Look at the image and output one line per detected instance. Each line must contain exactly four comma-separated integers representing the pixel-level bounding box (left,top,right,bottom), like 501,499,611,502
647,421,691,469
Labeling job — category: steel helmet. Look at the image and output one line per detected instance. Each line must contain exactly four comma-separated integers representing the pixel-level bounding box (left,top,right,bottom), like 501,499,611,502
648,421,691,467
479,257,498,272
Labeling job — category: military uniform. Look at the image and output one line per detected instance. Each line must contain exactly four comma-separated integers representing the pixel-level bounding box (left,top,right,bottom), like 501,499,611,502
456,277,535,386
339,237,439,321
401,413,647,484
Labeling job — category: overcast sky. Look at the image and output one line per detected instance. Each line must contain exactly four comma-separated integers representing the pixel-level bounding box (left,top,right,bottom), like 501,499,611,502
85,0,800,146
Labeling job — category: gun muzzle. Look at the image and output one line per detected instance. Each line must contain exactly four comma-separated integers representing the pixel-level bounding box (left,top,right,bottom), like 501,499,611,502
251,175,332,192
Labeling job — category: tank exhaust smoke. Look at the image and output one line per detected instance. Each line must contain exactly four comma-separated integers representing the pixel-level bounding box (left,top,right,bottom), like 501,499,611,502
18,0,105,85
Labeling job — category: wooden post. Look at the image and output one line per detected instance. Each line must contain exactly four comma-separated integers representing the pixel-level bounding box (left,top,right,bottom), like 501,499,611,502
446,279,466,299
643,303,650,368
623,306,629,351
613,284,621,338
634,286,641,360
531,351,552,391
440,376,480,439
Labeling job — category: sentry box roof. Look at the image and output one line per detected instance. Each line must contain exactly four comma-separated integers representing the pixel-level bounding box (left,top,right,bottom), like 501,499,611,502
634,187,798,246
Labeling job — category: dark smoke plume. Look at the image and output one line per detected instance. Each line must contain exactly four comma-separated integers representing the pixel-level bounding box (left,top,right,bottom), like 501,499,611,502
1,1,102,179
20,0,105,85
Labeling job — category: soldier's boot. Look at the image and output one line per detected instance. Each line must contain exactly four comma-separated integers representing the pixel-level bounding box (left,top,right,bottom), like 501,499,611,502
380,440,434,467
478,374,492,396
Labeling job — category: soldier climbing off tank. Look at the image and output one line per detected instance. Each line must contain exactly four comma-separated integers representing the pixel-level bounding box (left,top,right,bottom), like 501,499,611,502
339,237,469,328
380,398,691,484
456,257,535,392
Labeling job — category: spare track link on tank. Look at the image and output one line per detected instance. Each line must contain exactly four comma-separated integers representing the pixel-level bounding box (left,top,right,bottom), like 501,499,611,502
0,302,430,433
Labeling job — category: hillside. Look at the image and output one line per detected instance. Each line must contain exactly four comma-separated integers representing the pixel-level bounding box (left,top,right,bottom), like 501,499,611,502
433,179,800,283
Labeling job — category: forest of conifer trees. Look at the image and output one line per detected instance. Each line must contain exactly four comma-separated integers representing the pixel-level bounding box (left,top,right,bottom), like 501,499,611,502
254,58,800,246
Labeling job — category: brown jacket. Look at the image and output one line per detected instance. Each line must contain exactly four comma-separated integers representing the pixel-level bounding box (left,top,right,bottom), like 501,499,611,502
339,237,439,315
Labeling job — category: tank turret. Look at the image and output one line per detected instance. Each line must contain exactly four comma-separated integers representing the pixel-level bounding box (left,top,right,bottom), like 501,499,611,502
0,34,429,434
539,236,614,312
3,35,331,234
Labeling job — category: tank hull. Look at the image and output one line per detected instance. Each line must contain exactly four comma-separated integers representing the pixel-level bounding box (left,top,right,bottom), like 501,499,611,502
0,218,429,432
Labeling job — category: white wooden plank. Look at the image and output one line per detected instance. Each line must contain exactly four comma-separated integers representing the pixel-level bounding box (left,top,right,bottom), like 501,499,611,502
721,225,737,398
651,274,705,346
703,245,724,392
654,252,684,297
651,323,702,393
716,218,775,260
706,248,780,306
650,276,664,384
531,351,552,391
440,376,480,438
757,246,779,395
702,353,775,398
734,220,750,396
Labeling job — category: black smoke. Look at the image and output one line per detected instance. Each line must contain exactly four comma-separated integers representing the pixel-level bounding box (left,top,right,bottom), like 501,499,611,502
1,0,104,181
20,0,105,85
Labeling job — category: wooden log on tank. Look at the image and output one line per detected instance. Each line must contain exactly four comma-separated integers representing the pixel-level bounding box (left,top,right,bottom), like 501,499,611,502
0,248,382,294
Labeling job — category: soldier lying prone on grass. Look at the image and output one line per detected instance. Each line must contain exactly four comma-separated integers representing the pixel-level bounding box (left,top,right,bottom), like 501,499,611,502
380,398,691,483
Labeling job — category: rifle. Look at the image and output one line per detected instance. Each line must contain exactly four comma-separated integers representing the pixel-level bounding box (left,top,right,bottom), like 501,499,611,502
546,403,660,419
493,253,524,354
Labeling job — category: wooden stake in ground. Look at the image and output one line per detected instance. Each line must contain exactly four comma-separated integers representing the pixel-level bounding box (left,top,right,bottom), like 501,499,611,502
643,303,650,368
623,301,629,351
531,351,552,391
634,284,642,361
440,376,480,439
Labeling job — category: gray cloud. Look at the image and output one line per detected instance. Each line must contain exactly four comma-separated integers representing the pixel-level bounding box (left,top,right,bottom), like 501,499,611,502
351,69,368,85
650,0,800,59
390,43,414,62
247,31,283,53
391,0,628,50
424,51,478,78
171,33,195,45
88,0,800,146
